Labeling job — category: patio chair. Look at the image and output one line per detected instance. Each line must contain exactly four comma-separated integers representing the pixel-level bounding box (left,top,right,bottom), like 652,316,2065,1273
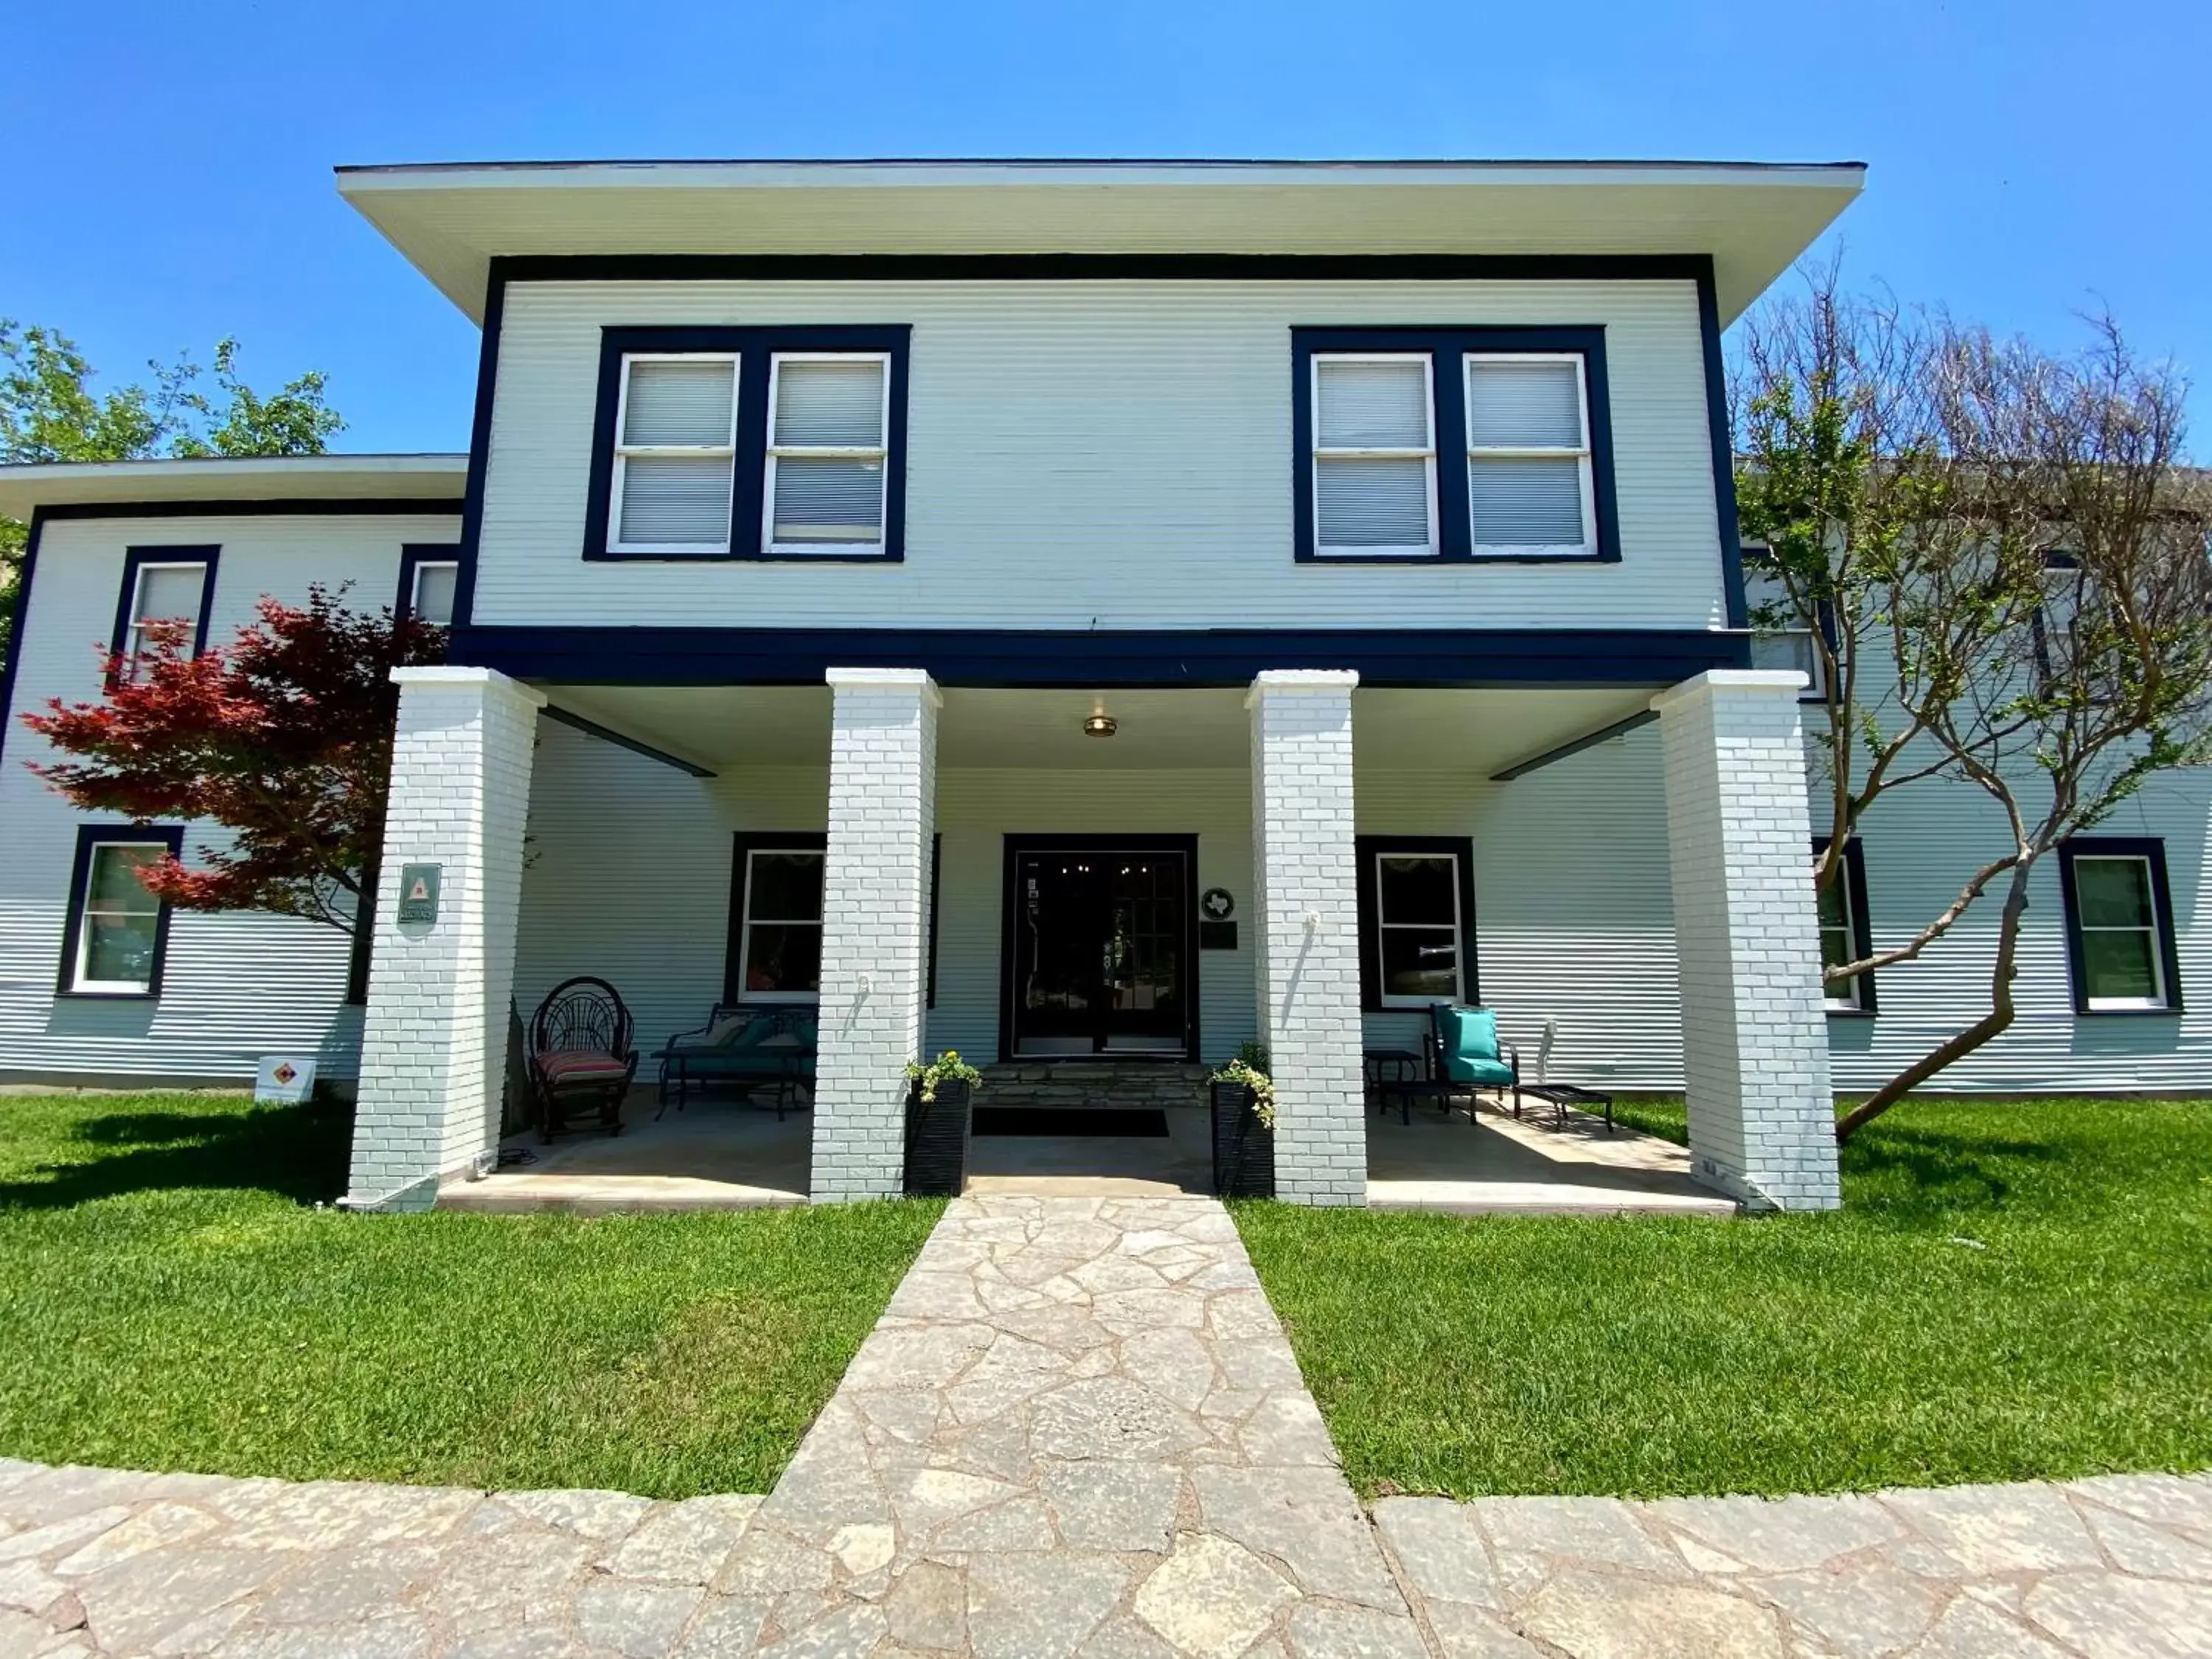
653,1004,818,1120
1427,1002,1520,1123
527,976,639,1141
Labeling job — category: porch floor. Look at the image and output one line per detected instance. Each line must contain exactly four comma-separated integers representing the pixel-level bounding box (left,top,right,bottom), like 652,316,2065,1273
435,1091,810,1212
1366,1098,1734,1216
432,1090,1729,1215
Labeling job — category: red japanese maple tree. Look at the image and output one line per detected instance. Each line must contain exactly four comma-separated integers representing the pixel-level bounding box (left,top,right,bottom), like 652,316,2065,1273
22,586,446,934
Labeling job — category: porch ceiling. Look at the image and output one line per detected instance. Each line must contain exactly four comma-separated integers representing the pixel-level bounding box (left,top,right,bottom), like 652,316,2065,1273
541,684,1658,775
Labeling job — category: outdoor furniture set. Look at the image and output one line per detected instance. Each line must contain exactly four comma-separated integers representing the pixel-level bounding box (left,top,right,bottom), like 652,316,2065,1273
1364,1006,1613,1132
522,978,818,1141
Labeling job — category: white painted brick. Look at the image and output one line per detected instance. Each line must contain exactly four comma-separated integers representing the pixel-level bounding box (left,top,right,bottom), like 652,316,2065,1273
1247,670,1366,1206
344,669,546,1210
810,669,941,1202
1653,671,1840,1210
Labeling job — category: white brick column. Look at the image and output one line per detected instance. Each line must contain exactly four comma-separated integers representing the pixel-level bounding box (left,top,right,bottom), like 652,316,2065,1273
1653,669,1840,1210
344,667,545,1211
812,668,940,1202
1247,669,1366,1206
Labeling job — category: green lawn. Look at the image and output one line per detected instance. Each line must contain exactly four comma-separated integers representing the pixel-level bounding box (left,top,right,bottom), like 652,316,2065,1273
0,1091,941,1498
1237,1096,2212,1501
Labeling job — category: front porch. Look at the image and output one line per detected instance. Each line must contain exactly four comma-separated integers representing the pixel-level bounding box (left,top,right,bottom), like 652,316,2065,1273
344,664,1841,1215
433,1075,1729,1216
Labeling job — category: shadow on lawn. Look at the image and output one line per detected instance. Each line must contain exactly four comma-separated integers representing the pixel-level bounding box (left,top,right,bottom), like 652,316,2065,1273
0,1099,352,1211
1840,1121,2064,1217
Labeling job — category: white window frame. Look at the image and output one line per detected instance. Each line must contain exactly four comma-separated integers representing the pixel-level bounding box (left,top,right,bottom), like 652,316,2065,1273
762,352,894,557
122,560,209,681
72,841,164,994
1818,868,1865,1012
607,351,741,556
2073,853,2169,1012
1372,850,1465,1009
738,846,826,1004
407,560,460,625
1463,351,1598,557
1310,352,1439,557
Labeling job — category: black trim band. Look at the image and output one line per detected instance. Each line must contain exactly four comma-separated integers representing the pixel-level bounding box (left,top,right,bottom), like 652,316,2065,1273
451,625,1746,689
543,705,717,778
1490,709,1657,781
0,507,44,773
35,498,460,521
494,252,1722,287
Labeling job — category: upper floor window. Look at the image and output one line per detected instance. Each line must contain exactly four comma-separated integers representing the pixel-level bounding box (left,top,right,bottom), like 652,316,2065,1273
611,354,742,553
1293,328,1618,565
111,549,216,683
1311,355,1437,556
1464,355,1594,555
585,326,911,563
766,355,891,554
397,545,461,627
2058,838,2181,1015
1743,549,1833,700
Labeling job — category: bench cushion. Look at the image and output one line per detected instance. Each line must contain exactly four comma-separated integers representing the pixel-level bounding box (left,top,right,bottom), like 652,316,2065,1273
537,1048,630,1088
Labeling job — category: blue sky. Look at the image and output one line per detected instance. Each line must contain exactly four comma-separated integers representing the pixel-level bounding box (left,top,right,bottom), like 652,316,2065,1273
4,0,2205,451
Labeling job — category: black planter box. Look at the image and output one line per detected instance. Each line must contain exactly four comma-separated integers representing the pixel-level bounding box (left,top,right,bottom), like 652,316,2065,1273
903,1077,971,1197
1209,1081,1276,1199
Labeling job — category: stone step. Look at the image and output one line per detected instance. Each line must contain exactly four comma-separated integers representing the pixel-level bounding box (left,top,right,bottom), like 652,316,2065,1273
977,1061,1210,1113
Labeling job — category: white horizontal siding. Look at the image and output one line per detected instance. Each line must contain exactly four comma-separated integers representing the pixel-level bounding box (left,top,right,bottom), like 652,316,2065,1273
0,513,459,1082
478,278,1728,632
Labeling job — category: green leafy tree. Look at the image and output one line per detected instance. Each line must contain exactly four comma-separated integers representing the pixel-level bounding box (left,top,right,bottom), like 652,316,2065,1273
0,322,344,669
1734,267,2212,1141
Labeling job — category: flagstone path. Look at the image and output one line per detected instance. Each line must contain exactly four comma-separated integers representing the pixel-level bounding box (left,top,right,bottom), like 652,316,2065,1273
1,1192,2208,1655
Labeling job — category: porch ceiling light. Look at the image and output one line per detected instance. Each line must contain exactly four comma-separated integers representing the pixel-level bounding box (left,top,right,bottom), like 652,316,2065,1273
1083,707,1119,737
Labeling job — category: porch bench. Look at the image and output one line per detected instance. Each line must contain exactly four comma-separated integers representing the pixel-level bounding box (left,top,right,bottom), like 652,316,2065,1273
655,1005,817,1121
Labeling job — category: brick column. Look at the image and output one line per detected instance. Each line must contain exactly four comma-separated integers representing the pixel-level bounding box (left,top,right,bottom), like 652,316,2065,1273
1653,669,1840,1210
1247,669,1366,1206
813,668,940,1202
345,667,545,1211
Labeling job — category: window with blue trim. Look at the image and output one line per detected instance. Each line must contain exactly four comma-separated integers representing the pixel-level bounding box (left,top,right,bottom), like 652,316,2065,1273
1293,328,1618,564
585,326,911,563
1813,836,1874,1013
2059,838,2182,1015
58,824,183,998
111,548,217,684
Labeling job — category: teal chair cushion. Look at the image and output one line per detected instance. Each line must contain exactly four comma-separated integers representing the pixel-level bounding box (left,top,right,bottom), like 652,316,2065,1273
1437,1005,1516,1088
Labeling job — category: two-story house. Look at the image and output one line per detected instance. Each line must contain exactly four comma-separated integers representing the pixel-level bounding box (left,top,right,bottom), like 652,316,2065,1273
6,159,2199,1214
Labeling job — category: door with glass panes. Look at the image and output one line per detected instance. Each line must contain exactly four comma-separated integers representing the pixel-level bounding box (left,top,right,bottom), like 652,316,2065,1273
1005,838,1195,1059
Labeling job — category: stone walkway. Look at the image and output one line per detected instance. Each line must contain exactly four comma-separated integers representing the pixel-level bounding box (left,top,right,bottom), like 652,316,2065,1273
715,1192,1425,1655
1,1192,2208,1656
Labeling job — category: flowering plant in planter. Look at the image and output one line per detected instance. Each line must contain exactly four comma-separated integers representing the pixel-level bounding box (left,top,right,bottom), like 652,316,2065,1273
1208,1043,1276,1128
905,1049,983,1105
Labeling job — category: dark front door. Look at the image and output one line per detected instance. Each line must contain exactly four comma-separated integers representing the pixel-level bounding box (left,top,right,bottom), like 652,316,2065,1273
1006,839,1196,1059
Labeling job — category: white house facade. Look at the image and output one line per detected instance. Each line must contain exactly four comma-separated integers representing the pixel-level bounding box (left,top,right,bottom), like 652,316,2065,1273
3,159,2204,1214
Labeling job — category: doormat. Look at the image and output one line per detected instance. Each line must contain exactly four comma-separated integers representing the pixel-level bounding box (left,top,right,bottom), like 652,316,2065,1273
971,1107,1170,1138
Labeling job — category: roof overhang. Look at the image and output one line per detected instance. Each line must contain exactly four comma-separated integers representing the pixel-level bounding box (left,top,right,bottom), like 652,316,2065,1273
0,454,467,521
335,158,1865,326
